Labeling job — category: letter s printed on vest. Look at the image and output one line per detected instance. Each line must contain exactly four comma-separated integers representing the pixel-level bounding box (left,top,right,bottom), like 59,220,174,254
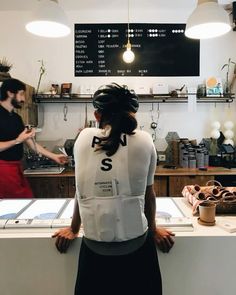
101,158,112,171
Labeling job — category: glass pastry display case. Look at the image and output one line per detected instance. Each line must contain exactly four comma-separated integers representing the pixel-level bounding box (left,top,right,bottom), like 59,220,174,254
0,199,32,228
0,198,192,230
3,199,68,228
156,198,193,231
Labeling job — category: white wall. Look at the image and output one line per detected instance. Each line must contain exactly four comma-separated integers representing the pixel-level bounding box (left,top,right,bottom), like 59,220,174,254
0,5,236,150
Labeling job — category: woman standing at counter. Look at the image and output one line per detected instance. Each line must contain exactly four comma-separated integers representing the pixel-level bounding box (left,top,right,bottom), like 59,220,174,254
0,78,67,198
53,83,175,295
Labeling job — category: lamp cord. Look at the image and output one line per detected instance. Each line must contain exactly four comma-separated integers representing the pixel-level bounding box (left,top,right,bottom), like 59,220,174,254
127,0,130,43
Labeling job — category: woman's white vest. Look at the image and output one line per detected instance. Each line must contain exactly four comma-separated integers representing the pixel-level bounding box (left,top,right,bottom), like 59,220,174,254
78,179,147,242
76,129,149,242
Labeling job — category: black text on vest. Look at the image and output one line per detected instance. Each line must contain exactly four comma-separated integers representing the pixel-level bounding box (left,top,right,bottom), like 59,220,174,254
101,158,112,171
91,134,127,148
91,136,101,148
120,134,127,146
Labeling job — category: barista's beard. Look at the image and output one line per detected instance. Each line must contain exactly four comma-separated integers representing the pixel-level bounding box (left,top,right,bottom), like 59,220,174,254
11,97,23,109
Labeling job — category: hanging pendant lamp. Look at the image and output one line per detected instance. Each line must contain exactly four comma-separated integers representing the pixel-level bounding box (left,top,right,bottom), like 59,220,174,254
185,0,231,39
25,0,71,38
123,0,135,63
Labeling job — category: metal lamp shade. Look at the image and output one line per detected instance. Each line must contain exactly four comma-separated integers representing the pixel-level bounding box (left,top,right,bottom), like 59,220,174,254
185,1,231,39
25,0,71,38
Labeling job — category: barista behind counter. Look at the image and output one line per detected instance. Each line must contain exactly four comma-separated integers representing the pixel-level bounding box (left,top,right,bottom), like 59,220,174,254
0,78,68,198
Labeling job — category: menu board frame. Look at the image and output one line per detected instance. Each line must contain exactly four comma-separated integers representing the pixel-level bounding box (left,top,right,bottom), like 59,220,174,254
74,23,200,77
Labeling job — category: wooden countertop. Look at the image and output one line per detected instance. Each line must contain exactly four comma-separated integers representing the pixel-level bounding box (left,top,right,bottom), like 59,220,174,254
155,166,236,176
25,166,236,178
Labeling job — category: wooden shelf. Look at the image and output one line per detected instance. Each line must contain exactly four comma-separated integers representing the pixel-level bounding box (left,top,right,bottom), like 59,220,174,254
33,93,235,104
34,94,93,103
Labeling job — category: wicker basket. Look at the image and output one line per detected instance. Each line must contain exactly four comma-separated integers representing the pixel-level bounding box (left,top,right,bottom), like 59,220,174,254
182,180,236,215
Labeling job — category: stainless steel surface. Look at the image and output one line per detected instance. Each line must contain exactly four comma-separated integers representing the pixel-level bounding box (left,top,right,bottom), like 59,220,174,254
23,167,65,175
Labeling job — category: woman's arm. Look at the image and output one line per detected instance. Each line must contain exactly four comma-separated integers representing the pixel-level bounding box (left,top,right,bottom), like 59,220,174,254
144,185,175,253
52,198,81,253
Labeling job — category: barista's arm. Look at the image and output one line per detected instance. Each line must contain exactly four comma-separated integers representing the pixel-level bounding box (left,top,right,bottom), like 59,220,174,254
0,139,20,152
26,138,67,164
0,128,34,152
144,185,175,253
52,198,81,253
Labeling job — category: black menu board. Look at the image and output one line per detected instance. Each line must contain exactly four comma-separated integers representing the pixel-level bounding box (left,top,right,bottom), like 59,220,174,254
74,23,200,77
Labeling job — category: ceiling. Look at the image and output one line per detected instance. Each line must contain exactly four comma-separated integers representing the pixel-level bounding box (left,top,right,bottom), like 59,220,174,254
0,0,233,11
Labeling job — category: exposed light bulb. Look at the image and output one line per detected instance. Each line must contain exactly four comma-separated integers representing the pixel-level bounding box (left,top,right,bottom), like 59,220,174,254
123,41,135,63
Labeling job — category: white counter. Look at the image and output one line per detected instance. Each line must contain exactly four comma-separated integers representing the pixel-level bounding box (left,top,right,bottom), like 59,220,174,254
0,198,236,295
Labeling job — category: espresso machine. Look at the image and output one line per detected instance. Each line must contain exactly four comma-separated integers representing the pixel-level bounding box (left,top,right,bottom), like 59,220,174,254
24,149,58,170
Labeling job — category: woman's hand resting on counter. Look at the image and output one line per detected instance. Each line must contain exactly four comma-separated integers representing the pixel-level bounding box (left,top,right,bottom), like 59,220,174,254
153,227,175,253
52,227,78,253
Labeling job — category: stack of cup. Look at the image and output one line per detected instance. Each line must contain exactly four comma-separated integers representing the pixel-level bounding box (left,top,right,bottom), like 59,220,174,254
198,202,216,226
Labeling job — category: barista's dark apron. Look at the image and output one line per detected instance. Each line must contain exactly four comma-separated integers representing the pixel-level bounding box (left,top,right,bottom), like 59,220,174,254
0,160,33,198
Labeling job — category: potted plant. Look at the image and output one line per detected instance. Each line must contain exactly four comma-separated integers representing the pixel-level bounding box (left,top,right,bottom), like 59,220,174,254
36,59,46,95
0,57,13,81
221,58,236,96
